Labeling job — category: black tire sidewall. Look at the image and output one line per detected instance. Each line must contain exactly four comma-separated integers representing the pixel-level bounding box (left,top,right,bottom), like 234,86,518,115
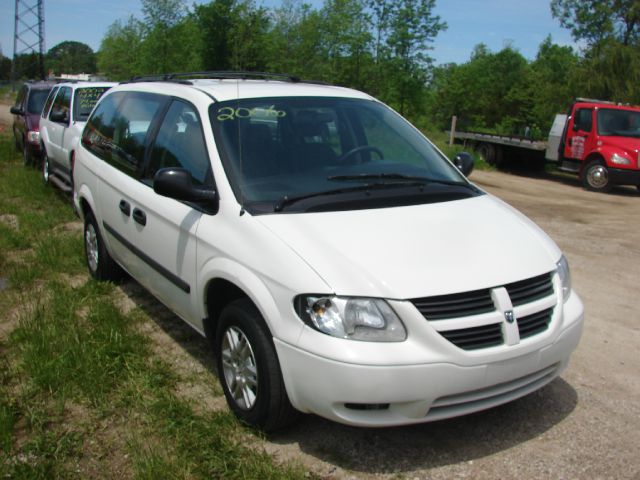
215,300,283,429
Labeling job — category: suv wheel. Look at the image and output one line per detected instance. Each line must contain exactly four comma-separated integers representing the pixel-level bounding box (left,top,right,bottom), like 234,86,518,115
42,148,50,185
216,299,298,431
23,142,32,167
84,213,122,281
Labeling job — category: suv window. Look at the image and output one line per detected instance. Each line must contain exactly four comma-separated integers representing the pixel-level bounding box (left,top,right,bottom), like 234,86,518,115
27,88,51,114
51,87,72,121
42,86,59,118
14,86,27,108
73,87,111,122
146,100,211,185
82,92,164,176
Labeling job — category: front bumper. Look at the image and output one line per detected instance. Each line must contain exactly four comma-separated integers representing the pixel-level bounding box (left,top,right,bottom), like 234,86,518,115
609,167,640,186
275,292,584,427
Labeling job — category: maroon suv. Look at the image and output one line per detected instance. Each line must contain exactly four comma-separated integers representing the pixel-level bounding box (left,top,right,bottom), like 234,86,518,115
11,81,55,166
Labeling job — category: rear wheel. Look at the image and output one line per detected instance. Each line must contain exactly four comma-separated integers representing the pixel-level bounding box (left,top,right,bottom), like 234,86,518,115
84,213,122,281
216,298,298,431
476,143,496,165
42,148,50,185
581,159,612,193
23,142,32,167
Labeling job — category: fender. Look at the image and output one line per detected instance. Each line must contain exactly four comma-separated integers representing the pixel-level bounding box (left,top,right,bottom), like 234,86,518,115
592,145,636,170
198,257,306,346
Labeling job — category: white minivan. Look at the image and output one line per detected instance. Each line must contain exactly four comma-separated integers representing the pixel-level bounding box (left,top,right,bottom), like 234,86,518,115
40,81,116,193
74,73,583,430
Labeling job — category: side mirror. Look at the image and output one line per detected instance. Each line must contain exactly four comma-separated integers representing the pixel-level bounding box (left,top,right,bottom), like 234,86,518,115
10,106,24,115
154,168,217,205
50,109,69,123
453,152,474,177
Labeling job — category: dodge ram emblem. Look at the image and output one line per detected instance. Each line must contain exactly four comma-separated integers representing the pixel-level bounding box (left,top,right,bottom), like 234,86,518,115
504,310,515,323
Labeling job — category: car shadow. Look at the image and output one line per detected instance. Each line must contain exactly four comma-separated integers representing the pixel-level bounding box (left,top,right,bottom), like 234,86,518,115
118,278,579,474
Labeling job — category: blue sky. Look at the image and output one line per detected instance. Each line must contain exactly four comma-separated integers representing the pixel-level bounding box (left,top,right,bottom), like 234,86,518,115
0,0,576,66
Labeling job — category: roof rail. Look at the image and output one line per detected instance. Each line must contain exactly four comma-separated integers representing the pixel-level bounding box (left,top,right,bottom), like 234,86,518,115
127,71,304,84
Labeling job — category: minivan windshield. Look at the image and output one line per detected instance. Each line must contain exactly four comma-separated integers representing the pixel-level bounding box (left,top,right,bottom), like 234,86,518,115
210,97,472,212
597,108,640,138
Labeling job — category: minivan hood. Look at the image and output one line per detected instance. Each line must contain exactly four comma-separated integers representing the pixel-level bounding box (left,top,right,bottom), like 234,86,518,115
256,195,561,299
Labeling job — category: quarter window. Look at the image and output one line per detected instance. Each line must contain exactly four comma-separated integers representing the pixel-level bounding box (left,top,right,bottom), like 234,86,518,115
146,100,211,185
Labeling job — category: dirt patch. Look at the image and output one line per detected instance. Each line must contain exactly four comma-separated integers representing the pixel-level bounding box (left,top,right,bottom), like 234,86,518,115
0,105,13,128
0,214,19,231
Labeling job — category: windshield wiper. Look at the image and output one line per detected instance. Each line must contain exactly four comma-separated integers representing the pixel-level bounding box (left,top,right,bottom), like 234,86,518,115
327,173,477,190
273,182,422,212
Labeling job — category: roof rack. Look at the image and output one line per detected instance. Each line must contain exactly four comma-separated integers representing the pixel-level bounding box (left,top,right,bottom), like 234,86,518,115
127,71,305,84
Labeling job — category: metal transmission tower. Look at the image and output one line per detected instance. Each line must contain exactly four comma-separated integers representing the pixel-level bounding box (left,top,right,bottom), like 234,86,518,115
11,0,46,80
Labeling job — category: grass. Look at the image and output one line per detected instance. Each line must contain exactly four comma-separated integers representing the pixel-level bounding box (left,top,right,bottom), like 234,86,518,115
0,131,309,478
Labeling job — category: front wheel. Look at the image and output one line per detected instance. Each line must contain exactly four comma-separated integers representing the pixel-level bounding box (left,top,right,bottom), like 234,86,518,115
216,299,298,431
581,159,612,193
84,213,122,281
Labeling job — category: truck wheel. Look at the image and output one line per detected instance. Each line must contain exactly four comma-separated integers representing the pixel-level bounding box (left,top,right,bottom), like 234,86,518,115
581,159,612,193
477,143,496,165
216,298,298,431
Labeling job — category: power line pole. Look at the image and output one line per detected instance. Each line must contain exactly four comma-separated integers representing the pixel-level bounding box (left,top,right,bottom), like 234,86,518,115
11,0,46,81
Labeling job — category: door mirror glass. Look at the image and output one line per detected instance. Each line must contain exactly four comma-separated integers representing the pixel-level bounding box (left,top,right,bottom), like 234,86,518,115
453,152,474,177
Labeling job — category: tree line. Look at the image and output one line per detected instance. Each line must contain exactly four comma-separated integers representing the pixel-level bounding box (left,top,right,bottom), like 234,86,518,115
4,0,640,139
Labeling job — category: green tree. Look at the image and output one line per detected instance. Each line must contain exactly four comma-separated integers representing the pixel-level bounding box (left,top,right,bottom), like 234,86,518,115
46,41,96,75
97,16,144,80
551,0,640,47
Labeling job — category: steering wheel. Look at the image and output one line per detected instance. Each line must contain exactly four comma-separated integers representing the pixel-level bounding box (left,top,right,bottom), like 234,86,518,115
338,145,384,163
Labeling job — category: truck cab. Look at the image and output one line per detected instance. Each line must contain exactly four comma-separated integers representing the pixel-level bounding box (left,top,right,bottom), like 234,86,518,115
557,99,640,192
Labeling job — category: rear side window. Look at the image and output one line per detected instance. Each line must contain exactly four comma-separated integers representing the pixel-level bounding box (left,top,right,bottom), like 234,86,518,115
82,92,164,177
27,88,51,114
42,87,59,118
145,100,211,185
73,87,111,122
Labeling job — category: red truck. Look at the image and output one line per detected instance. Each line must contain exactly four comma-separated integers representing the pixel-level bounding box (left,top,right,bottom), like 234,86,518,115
449,98,640,193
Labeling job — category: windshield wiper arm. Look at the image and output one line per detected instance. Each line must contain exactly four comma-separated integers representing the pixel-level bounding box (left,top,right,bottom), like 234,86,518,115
273,182,412,212
328,173,477,190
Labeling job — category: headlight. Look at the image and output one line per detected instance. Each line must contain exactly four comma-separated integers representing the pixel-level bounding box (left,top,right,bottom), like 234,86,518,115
611,153,630,165
295,296,406,342
556,255,572,302
27,130,40,144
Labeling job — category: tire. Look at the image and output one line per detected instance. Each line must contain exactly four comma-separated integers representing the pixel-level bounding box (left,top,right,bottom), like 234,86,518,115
42,148,50,185
23,142,32,167
83,212,122,281
216,298,298,431
581,159,612,193
476,143,496,165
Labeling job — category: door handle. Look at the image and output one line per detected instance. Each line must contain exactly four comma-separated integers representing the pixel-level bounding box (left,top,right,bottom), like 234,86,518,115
119,200,131,216
132,208,147,226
